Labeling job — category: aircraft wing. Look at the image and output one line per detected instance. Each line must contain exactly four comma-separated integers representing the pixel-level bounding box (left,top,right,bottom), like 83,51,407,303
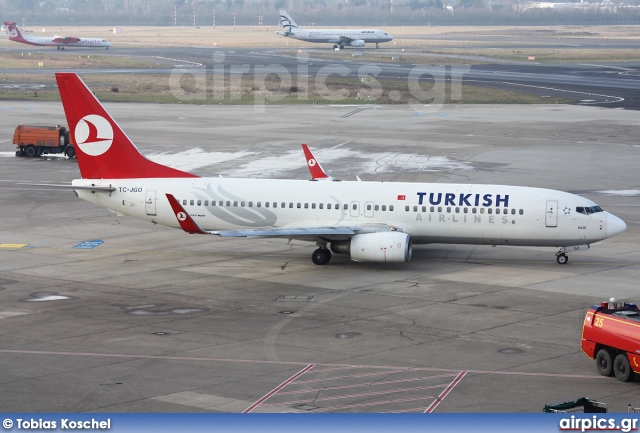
166,194,403,241
338,35,356,44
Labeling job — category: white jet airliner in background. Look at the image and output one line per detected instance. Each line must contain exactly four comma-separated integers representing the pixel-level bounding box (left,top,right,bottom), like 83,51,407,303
276,10,393,50
3,22,112,50
49,72,625,266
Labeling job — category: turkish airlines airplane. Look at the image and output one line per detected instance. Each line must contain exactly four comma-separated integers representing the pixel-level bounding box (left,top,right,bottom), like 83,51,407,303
3,22,112,50
51,72,626,266
276,10,393,50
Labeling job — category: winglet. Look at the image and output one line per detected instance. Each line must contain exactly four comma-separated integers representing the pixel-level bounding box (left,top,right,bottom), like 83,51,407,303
165,194,209,235
301,144,332,180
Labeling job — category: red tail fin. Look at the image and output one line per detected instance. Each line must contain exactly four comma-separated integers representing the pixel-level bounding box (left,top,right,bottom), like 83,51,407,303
55,73,198,179
301,144,331,180
3,22,27,42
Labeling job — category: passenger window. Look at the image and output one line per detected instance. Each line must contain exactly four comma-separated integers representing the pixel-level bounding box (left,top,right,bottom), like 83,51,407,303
430,206,434,212
197,200,201,206
183,200,187,205
389,205,394,211
422,206,426,212
344,204,348,210
472,208,477,214
257,202,261,207
281,202,286,208
204,200,209,206
405,206,410,211
241,201,245,207
320,203,324,209
438,207,442,212
297,203,301,208
463,208,468,214
190,200,194,206
382,205,387,211
375,205,379,211
265,202,270,208
233,201,238,207
327,203,332,209
226,201,231,206
447,207,451,213
212,201,216,207
289,203,293,208
312,203,316,209
352,204,357,210
480,208,485,214
488,208,492,214
248,201,252,207
304,203,309,209
511,209,515,215
455,207,460,213
367,204,372,211
519,209,524,215
413,206,417,212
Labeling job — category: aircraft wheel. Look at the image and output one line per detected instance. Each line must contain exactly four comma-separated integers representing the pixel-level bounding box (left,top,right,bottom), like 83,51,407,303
596,348,614,377
613,353,635,382
312,248,331,265
24,145,38,157
556,253,568,264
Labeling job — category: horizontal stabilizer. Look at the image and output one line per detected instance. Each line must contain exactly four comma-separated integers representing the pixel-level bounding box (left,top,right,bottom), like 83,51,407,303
17,183,115,192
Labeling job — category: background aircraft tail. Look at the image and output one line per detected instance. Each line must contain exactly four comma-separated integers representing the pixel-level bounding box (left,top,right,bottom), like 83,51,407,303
279,10,299,33
55,73,198,179
3,22,26,42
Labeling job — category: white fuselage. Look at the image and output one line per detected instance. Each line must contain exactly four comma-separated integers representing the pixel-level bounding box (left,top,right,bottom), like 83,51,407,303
72,177,620,248
12,35,112,48
277,29,393,45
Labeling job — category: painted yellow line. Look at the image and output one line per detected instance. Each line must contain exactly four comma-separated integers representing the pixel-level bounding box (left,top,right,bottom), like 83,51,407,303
0,243,29,249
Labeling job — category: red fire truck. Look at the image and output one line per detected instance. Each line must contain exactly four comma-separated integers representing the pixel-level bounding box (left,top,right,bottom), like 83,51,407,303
582,299,640,382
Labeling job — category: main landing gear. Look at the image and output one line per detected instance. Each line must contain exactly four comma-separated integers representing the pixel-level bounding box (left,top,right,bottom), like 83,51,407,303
312,246,332,265
376,43,379,48
332,44,344,50
556,251,569,264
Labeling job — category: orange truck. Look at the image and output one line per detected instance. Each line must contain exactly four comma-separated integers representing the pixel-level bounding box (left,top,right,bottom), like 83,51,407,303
13,124,75,158
582,299,640,382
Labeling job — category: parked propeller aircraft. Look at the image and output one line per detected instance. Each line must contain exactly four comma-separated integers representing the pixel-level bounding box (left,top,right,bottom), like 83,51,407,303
45,72,626,266
3,22,112,49
276,10,393,50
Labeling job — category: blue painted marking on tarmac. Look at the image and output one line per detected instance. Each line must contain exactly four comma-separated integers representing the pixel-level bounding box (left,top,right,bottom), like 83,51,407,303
73,240,104,249
437,113,448,116
412,112,424,116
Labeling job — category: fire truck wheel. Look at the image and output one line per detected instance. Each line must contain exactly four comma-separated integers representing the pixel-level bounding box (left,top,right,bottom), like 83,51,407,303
613,353,636,382
595,349,614,377
24,145,38,157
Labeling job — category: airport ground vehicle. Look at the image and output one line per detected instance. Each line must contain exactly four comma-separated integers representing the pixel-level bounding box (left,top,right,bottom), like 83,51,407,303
582,299,640,382
13,124,75,158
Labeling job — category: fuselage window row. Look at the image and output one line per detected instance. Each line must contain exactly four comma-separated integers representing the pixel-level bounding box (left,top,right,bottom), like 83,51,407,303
179,199,524,215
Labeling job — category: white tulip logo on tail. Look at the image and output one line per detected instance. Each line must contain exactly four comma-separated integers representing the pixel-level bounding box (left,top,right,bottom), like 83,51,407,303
75,115,114,156
8,26,18,38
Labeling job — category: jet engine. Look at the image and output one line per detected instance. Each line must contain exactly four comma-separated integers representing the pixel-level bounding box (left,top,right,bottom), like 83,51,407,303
331,232,412,263
349,39,365,47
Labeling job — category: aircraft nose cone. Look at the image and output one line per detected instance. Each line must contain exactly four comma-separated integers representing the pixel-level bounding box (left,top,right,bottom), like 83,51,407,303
606,213,627,238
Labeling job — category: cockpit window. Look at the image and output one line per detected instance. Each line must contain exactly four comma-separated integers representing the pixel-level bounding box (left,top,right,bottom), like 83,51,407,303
576,206,603,215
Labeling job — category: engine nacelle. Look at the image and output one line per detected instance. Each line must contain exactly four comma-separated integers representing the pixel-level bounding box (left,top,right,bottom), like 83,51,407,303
349,39,365,47
332,232,412,263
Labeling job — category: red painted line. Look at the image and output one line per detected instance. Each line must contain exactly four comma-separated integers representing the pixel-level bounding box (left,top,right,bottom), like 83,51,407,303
312,395,432,412
293,368,416,384
0,349,612,380
242,364,315,413
262,383,441,407
276,373,457,395
424,370,467,413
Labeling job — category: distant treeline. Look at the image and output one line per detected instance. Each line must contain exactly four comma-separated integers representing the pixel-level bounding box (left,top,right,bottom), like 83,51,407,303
5,0,640,26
